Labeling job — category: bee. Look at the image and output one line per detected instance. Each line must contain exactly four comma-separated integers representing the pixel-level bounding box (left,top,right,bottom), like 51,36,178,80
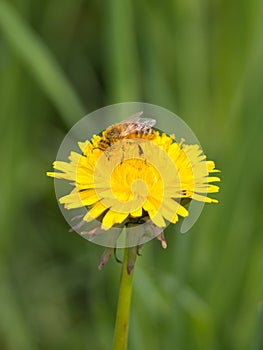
98,111,157,151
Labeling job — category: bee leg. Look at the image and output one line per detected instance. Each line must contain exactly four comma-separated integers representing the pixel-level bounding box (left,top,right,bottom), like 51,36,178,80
137,144,143,156
106,150,111,161
137,144,147,163
92,146,105,152
120,145,125,164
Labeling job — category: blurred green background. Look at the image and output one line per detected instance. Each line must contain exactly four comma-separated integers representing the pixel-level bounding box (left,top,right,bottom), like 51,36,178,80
0,0,263,349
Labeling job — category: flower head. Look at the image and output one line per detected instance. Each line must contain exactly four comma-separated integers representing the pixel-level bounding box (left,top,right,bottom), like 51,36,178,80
47,127,220,251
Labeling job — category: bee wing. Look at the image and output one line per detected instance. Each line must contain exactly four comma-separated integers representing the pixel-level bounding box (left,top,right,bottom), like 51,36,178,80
125,111,157,127
137,118,157,127
126,111,144,121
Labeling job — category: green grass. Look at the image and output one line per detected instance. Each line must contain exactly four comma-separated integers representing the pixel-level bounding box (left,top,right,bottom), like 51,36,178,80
0,0,263,349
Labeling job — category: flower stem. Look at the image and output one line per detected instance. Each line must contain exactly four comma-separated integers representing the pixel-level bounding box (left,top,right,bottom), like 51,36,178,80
113,247,134,350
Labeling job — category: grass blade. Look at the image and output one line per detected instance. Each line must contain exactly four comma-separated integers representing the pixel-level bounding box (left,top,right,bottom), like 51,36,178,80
0,0,86,125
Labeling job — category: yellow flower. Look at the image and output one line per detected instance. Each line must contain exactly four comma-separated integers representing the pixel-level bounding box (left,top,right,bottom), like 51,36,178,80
47,131,220,234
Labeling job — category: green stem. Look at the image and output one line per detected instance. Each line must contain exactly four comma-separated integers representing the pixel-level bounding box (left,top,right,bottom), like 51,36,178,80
113,247,134,350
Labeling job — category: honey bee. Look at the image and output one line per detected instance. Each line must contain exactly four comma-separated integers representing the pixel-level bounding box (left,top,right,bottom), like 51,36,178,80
98,111,157,151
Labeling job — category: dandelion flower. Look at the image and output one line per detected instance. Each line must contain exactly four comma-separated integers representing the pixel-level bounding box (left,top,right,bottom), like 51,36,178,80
47,127,220,248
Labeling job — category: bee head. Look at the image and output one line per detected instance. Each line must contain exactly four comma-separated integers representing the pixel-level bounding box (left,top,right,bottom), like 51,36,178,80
107,127,121,140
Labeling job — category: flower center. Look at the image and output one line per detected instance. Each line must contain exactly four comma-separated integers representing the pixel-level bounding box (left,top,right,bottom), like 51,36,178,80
107,159,152,213
131,179,148,199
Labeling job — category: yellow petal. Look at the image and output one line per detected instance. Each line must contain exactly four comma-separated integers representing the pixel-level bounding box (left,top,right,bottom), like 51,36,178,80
130,208,143,217
206,161,220,173
83,201,108,222
191,192,219,203
101,210,128,230
160,198,188,222
59,189,99,208
143,199,166,227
